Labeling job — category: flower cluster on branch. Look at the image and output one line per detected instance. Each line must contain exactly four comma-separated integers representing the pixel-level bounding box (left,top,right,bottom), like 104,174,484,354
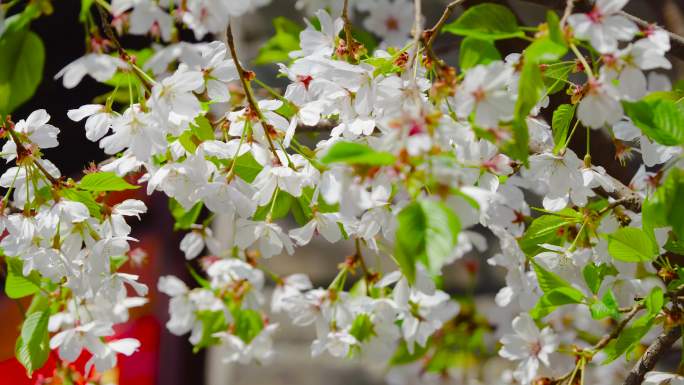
1,0,683,384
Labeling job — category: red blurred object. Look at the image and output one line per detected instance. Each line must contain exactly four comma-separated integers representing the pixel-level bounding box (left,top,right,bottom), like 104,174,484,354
0,316,160,385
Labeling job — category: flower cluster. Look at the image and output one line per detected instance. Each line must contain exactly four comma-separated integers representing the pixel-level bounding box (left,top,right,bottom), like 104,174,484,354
0,110,146,375
2,0,684,384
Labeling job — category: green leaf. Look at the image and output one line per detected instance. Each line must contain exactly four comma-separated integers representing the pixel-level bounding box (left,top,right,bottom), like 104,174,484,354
254,17,302,65
644,286,664,316
590,289,619,320
4,257,41,299
232,308,264,344
531,286,584,319
78,171,140,192
603,314,653,363
542,62,573,95
644,169,684,241
443,3,524,40
552,104,575,153
622,99,684,146
15,310,50,376
233,152,263,183
582,262,618,295
390,341,429,366
523,11,567,63
253,190,293,221
459,37,501,70
1,5,41,36
509,60,543,163
395,200,461,282
525,37,567,63
365,55,402,77
321,141,396,166
519,210,579,256
193,310,227,352
291,186,338,225
350,314,375,343
191,116,215,141
169,199,203,231
607,227,658,263
61,188,102,219
531,259,572,293
178,130,198,153
0,27,45,114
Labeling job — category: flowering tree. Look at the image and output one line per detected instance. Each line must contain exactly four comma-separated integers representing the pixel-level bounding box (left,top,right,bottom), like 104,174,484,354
1,0,684,383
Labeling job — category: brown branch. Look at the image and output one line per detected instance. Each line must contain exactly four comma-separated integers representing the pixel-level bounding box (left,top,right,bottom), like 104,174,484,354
623,326,682,385
600,174,643,212
225,23,281,161
95,4,154,92
341,0,357,63
296,120,336,133
560,0,575,26
423,0,465,49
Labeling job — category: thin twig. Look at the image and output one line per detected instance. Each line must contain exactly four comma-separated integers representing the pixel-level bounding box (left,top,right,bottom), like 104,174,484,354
560,0,575,26
408,0,423,94
341,0,356,63
592,304,642,351
95,3,154,92
225,23,281,161
8,129,60,187
423,0,465,49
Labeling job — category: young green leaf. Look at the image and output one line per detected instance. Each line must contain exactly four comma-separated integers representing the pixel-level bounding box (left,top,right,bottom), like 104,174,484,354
169,199,203,231
350,314,375,343
395,200,461,282
254,17,302,65
4,258,41,299
531,286,584,319
253,190,294,221
643,169,684,241
443,3,523,40
509,60,543,163
523,11,567,63
582,262,618,295
232,152,264,183
15,310,50,376
590,289,619,320
602,314,654,363
322,141,396,166
0,27,45,114
191,116,216,141
519,210,579,256
606,227,658,263
78,171,140,192
644,286,664,316
232,308,264,344
61,188,102,219
622,99,684,146
459,37,501,70
551,104,575,153
531,259,572,293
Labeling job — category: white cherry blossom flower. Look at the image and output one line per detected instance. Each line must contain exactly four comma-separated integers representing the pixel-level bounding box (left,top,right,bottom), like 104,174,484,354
55,54,125,89
567,0,638,53
453,61,515,128
499,313,559,384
